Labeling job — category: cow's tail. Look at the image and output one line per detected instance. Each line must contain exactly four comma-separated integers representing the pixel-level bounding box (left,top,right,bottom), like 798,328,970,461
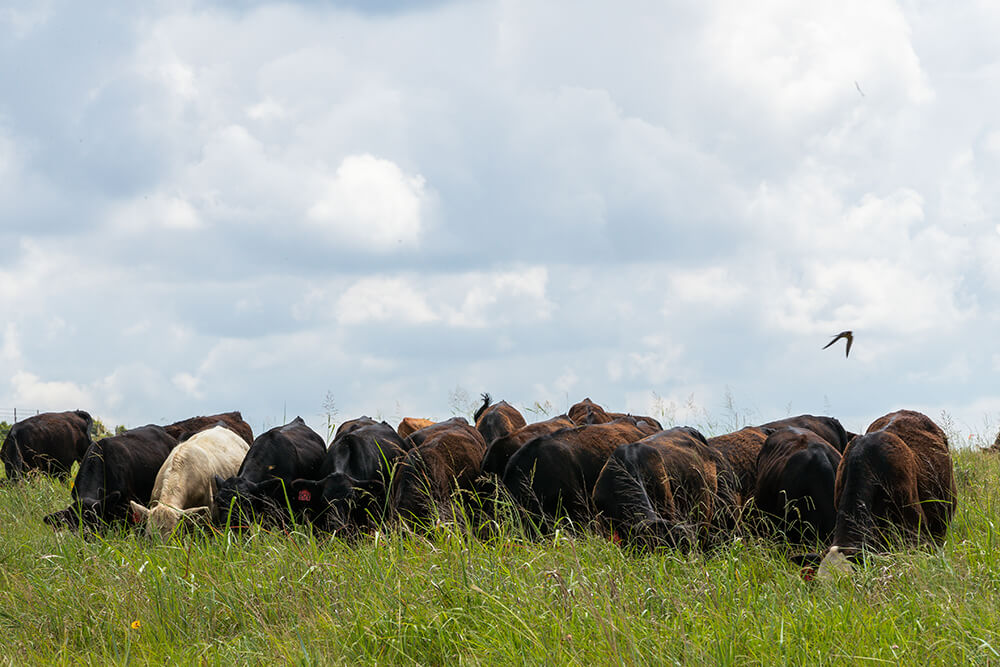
1,430,24,483
473,393,491,424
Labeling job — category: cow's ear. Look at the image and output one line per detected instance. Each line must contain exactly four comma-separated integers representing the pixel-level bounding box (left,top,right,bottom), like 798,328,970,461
129,500,149,524
213,475,228,490
181,506,211,523
104,490,122,506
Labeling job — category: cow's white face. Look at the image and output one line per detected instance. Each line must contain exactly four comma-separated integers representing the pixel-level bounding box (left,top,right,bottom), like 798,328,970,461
146,504,182,541
817,546,854,580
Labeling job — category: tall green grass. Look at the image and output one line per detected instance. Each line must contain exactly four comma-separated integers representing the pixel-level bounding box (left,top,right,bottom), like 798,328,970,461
0,448,998,664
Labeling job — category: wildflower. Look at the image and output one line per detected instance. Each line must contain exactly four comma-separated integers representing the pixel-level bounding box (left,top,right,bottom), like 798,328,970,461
130,620,141,630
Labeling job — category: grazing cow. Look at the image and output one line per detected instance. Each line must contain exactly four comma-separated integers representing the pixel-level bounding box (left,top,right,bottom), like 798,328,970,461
752,427,841,544
474,394,528,446
213,417,326,527
43,425,178,531
501,419,650,530
568,398,614,425
2,410,93,481
162,411,254,447
593,427,735,549
798,410,957,576
390,421,487,527
397,417,435,440
290,421,408,532
404,416,470,449
707,426,770,508
760,414,852,453
480,415,576,478
129,426,250,540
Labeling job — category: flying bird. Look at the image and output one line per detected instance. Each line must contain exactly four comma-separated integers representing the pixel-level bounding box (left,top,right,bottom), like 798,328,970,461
823,331,854,358
855,81,865,97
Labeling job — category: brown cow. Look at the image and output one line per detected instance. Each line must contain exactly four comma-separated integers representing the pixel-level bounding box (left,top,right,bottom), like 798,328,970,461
593,426,732,549
473,394,527,446
163,411,254,447
567,398,615,425
403,416,469,449
389,421,487,527
707,426,770,507
759,414,853,452
397,417,435,440
803,410,956,576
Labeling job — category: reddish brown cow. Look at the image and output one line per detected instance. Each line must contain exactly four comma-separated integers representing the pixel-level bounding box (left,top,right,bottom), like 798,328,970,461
397,418,435,440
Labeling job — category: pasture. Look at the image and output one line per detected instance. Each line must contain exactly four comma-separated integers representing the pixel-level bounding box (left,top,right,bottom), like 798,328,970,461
1,438,998,664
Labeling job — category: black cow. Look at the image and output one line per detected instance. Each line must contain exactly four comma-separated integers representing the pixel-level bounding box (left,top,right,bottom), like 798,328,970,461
752,427,841,544
479,415,576,479
390,421,486,527
501,419,651,531
43,425,177,531
2,410,93,481
474,393,527,446
759,414,852,452
163,411,254,447
592,427,733,549
213,417,326,527
335,416,380,440
289,421,408,532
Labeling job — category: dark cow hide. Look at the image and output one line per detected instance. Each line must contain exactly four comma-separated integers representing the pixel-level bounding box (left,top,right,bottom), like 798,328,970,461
752,427,841,545
593,427,734,549
501,419,650,530
43,425,177,531
390,421,486,527
335,416,381,440
474,393,528,446
290,421,408,533
163,411,254,447
213,417,326,527
2,410,93,481
479,415,576,479
759,414,852,452
707,426,770,508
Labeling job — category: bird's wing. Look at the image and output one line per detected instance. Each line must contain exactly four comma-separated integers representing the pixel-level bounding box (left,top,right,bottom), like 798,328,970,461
845,334,853,358
822,336,839,349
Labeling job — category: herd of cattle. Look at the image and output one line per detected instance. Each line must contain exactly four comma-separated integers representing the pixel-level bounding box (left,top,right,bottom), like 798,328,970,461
0,396,957,574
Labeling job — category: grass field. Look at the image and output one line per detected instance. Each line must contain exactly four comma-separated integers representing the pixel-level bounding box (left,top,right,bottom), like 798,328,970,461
1,446,999,665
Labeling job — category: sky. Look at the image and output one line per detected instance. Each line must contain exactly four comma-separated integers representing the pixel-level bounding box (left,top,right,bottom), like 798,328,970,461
2,0,999,443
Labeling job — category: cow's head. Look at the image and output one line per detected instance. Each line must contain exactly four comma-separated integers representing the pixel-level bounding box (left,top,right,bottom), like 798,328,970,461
131,501,211,540
290,472,362,531
213,475,288,527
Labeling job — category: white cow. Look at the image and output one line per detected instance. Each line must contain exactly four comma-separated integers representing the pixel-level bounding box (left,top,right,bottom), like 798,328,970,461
130,425,249,540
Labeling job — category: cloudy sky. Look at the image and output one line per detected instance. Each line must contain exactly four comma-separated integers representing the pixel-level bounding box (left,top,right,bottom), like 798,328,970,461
2,0,999,442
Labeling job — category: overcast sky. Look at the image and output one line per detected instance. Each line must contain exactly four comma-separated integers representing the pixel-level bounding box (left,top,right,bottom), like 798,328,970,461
2,1,999,443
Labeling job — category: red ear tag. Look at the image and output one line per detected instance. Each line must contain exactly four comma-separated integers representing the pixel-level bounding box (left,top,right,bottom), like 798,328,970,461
298,489,312,502
611,531,621,545
800,567,816,582
131,509,142,524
